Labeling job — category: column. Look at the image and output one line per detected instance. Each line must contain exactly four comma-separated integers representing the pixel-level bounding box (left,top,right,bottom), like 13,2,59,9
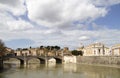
119,48,120,56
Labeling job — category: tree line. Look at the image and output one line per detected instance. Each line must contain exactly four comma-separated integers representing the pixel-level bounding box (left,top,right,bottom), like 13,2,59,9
0,39,83,56
17,45,61,51
0,39,7,56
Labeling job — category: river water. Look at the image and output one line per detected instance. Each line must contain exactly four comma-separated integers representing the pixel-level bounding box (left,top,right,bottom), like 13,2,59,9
0,63,120,78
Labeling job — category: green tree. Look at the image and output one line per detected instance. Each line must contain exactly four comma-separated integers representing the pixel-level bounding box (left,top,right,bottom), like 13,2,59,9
71,50,83,56
40,46,44,49
0,39,7,56
46,46,51,50
54,46,60,50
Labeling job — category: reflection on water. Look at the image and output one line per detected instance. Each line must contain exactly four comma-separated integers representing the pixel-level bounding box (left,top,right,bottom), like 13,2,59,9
63,64,77,72
0,63,120,78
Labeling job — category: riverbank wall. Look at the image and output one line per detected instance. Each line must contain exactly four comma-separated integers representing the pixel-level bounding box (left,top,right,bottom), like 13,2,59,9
0,58,3,69
77,56,120,65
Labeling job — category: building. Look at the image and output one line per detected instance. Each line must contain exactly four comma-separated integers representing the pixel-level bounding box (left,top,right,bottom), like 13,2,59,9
14,47,69,56
111,44,120,56
15,48,30,56
15,48,37,56
81,43,109,56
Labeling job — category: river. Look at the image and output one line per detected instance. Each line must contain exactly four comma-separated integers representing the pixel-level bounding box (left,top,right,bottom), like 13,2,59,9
0,63,120,78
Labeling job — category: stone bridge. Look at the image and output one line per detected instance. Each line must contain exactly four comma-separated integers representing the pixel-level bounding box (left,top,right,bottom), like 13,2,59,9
3,56,63,65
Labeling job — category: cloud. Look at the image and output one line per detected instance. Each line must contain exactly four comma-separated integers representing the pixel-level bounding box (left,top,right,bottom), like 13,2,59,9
0,0,120,49
7,19,34,31
0,11,34,31
26,0,107,28
91,0,120,6
0,0,26,16
79,36,90,41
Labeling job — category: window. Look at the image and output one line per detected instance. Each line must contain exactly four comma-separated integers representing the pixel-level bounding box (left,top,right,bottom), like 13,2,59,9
98,49,100,54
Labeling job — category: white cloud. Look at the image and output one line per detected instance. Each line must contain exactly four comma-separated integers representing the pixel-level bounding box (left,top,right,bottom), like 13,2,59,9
7,19,34,31
0,0,26,16
0,11,34,31
79,36,90,41
91,0,120,6
26,0,107,28
0,0,120,49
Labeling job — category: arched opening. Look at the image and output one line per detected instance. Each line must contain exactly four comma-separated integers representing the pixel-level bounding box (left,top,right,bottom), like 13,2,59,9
39,58,46,64
54,58,62,64
28,58,45,64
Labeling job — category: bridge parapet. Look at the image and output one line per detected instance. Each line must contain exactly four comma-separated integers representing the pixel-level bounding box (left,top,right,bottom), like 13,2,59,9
3,55,63,64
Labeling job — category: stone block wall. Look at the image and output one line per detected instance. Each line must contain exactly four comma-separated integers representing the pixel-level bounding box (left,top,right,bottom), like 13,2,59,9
63,56,77,63
0,58,3,69
77,56,120,65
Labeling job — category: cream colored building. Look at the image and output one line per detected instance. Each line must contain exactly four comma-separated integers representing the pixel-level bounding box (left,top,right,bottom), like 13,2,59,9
29,48,37,56
15,49,30,56
111,44,120,56
14,47,71,56
80,43,109,56
15,48,38,56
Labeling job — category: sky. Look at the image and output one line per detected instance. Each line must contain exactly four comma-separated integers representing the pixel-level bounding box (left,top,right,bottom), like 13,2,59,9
0,0,120,49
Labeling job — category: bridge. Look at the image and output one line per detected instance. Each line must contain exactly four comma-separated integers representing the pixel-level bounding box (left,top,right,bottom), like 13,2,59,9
2,55,63,65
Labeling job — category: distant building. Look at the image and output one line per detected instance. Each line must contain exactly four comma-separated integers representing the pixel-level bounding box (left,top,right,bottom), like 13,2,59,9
29,48,37,56
80,43,109,56
15,48,37,56
111,44,120,56
63,47,72,56
14,47,70,56
4,47,14,56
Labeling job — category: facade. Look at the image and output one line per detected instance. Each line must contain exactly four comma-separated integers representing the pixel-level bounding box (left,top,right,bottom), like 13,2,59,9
81,43,109,56
14,47,71,56
5,48,14,55
111,44,120,56
15,48,38,56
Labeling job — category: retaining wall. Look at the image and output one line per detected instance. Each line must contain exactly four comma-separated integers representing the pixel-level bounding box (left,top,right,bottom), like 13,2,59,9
77,56,120,65
0,58,3,69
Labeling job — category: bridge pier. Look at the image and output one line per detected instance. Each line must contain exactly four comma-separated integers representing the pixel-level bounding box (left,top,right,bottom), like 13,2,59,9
40,60,46,64
20,60,24,65
20,60,28,65
56,60,62,64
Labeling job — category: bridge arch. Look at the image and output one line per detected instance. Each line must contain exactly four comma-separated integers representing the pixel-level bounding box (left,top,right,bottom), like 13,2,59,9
28,58,40,64
27,57,46,64
4,57,25,65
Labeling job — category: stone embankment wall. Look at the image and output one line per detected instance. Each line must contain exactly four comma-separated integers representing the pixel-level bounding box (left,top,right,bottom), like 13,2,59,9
63,56,77,64
77,56,120,65
0,58,3,69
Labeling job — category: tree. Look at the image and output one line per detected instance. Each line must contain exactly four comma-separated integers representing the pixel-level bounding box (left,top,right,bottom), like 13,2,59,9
46,46,51,50
54,46,60,50
71,50,83,56
0,39,7,56
40,46,44,49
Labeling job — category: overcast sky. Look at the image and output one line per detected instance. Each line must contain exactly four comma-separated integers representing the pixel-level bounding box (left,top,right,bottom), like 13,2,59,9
0,0,120,49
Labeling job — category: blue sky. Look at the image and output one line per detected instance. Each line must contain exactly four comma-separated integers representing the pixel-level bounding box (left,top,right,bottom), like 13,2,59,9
0,0,120,49
95,4,120,29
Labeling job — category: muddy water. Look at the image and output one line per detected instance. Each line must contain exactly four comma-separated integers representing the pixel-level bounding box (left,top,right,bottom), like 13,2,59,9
0,63,120,78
